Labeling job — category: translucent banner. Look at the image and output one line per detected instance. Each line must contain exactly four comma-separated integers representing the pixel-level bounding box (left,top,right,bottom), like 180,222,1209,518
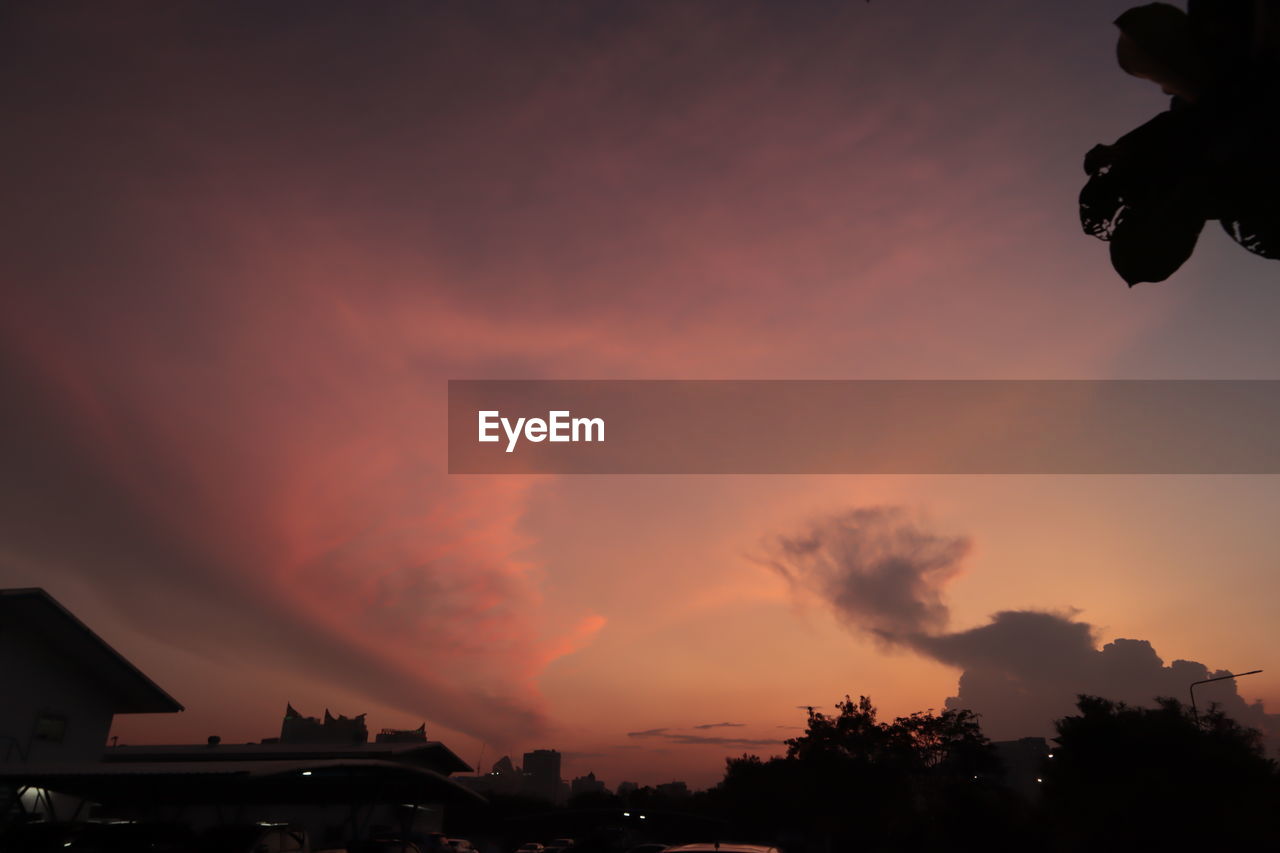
447,380,1280,474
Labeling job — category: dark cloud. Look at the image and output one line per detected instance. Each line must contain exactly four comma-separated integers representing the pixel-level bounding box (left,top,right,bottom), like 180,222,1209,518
692,722,745,729
661,734,782,747
770,508,1280,746
921,611,1280,742
763,507,969,642
626,727,780,748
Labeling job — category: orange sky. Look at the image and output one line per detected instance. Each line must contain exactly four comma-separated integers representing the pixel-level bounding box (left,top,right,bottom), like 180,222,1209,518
4,1,1280,789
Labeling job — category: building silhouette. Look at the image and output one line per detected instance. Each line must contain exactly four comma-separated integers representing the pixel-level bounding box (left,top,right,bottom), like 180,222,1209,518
0,588,479,846
992,736,1051,800
0,588,182,821
571,771,606,796
278,704,368,744
521,749,562,802
375,724,427,744
655,780,690,798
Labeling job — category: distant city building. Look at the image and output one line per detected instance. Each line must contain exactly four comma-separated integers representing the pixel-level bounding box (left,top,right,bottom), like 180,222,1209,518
616,781,639,798
279,704,368,744
522,749,562,802
375,723,428,744
571,771,606,796
655,780,690,798
992,736,1051,800
455,754,524,796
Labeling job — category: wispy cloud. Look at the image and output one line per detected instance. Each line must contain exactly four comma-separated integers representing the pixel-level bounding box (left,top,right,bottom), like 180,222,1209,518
661,734,782,747
626,728,670,738
626,726,780,748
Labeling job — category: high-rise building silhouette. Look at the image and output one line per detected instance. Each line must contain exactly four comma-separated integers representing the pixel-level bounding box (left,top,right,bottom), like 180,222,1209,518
521,748,562,801
571,771,606,796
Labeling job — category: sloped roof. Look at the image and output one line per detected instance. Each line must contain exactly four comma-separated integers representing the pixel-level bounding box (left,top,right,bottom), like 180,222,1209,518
104,740,472,774
0,588,183,714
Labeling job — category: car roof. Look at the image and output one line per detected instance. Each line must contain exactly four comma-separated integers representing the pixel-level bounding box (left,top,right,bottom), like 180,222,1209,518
663,846,778,853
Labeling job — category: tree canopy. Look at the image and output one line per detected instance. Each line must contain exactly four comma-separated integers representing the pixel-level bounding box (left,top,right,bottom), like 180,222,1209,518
1041,695,1278,850
718,696,1018,851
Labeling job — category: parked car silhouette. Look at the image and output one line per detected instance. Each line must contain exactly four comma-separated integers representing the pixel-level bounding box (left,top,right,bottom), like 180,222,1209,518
347,839,425,853
199,823,309,852
623,843,669,853
663,845,779,853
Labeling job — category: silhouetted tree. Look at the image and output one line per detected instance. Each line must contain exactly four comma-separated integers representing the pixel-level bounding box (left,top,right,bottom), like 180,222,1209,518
1080,1,1280,284
718,696,1020,852
884,707,995,777
1042,695,1279,851
783,695,887,761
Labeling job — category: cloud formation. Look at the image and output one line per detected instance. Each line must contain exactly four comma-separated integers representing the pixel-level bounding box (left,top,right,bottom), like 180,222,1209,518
4,0,1266,787
764,507,970,641
769,508,1280,744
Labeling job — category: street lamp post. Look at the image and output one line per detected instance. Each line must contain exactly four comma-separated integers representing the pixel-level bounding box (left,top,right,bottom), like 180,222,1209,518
1189,669,1263,726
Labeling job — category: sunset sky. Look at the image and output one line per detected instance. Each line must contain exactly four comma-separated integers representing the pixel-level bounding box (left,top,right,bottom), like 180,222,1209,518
5,0,1280,789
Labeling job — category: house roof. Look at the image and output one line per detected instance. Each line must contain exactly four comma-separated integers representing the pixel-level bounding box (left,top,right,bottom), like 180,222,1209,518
0,588,183,714
103,740,472,774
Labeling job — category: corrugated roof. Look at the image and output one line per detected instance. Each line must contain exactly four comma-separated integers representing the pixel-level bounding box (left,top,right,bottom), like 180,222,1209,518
0,758,488,805
6,757,457,779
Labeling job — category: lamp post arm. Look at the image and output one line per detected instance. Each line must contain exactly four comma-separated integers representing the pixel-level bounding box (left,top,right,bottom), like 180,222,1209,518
1189,669,1263,726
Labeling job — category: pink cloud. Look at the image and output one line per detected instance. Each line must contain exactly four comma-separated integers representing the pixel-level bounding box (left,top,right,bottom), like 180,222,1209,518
0,1,1211,771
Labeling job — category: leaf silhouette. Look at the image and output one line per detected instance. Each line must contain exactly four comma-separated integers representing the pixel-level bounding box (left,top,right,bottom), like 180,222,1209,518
1110,192,1205,284
1080,1,1280,284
